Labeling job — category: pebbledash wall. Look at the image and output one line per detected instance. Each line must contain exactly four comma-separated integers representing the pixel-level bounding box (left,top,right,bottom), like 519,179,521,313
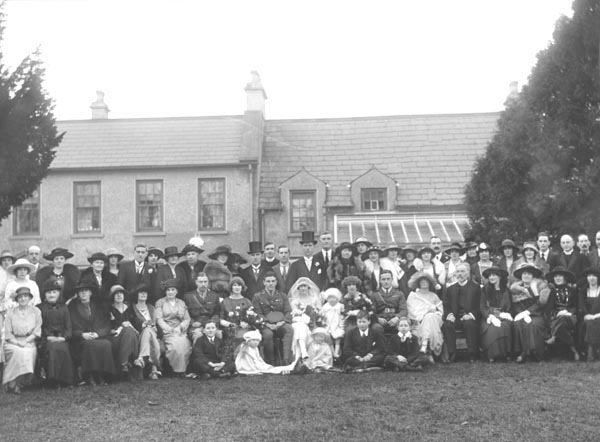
0,73,502,263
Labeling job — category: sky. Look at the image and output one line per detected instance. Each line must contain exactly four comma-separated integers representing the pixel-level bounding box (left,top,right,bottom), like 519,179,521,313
2,0,575,121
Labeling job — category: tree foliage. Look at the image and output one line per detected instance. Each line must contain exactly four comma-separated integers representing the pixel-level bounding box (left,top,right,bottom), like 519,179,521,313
465,0,600,245
0,8,63,225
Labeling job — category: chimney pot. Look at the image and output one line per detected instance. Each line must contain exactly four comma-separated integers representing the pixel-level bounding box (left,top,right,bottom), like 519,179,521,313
90,90,110,119
245,71,267,115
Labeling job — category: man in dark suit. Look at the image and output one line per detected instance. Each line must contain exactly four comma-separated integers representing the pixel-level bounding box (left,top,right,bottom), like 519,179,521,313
190,320,235,379
312,231,334,289
154,246,186,303
342,310,386,372
430,236,450,264
442,262,481,363
286,231,324,292
27,245,45,282
184,272,221,342
117,244,154,300
272,245,292,293
261,242,279,268
372,270,408,334
537,232,555,263
577,233,592,257
240,241,268,298
547,234,590,280
588,231,600,270
176,243,206,293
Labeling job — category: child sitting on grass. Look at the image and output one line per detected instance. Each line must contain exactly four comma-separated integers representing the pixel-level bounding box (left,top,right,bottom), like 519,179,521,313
306,327,334,372
384,317,430,372
341,310,386,372
321,288,345,359
235,330,297,375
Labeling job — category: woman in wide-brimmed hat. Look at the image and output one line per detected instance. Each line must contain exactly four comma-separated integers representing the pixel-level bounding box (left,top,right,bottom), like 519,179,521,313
415,246,445,293
471,243,494,286
129,284,162,379
497,239,520,277
36,248,80,304
511,242,549,282
509,263,550,363
443,243,465,287
204,245,233,296
108,284,139,379
69,277,117,385
105,248,124,276
328,242,367,290
4,258,41,309
545,266,579,360
79,252,117,307
2,286,42,394
341,275,374,329
480,266,513,362
406,272,444,360
578,268,600,361
364,245,384,293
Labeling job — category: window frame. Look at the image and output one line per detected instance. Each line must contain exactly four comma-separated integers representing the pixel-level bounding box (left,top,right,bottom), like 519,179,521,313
289,190,317,233
12,187,41,236
361,187,387,212
73,181,102,234
136,179,164,232
198,178,226,231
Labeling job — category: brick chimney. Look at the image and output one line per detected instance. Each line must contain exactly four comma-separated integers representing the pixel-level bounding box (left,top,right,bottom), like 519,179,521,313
90,90,110,119
245,71,267,115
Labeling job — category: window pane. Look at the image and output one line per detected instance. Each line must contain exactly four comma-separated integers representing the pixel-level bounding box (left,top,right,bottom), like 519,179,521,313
74,182,101,233
137,180,163,231
199,179,225,230
361,188,386,211
290,191,316,232
13,189,40,236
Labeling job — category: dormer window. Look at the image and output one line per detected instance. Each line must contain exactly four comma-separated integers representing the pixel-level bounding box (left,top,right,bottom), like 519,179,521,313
362,188,387,211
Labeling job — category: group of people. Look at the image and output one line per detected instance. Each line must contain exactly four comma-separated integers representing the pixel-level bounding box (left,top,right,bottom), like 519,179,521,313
0,229,599,395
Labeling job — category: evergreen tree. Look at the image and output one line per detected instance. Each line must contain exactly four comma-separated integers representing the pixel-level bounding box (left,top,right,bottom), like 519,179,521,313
0,10,63,225
465,0,600,245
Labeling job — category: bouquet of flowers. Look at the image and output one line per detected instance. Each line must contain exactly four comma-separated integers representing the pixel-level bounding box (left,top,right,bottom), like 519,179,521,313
228,305,264,330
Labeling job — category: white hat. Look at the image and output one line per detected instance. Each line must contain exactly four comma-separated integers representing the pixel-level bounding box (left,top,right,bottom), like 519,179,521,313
7,258,35,276
243,330,262,342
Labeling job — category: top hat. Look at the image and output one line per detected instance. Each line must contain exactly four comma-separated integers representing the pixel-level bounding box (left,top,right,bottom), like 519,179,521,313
299,231,318,245
247,241,263,254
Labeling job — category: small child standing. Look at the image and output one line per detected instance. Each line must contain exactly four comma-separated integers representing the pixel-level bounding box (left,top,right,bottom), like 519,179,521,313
306,327,334,371
321,288,345,358
384,317,430,371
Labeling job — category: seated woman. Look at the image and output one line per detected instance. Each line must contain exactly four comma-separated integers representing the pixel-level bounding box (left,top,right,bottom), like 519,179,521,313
3,287,42,394
480,266,513,362
37,279,74,387
235,330,296,375
342,310,386,372
288,277,322,360
342,275,375,331
69,277,117,385
305,327,334,372
191,320,235,379
4,258,41,309
130,284,162,379
155,279,192,376
384,316,429,371
545,266,579,361
510,263,550,363
579,268,600,361
109,285,140,378
406,272,444,360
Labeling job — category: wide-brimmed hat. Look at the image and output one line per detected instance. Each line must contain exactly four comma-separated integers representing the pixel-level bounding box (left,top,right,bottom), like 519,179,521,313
513,263,542,280
401,245,418,257
408,271,437,290
12,286,33,300
482,266,508,279
243,330,262,342
229,276,247,292
209,245,233,260
87,252,108,265
7,258,35,275
299,231,318,245
341,275,362,288
131,283,149,295
323,287,342,302
336,242,356,256
247,241,263,254
147,247,164,259
417,246,435,257
182,244,204,255
464,241,478,251
105,248,124,261
500,239,519,253
110,284,127,297
44,248,74,261
384,243,402,255
366,245,383,257
41,278,62,295
546,266,575,284
445,242,464,255
163,246,182,259
353,236,372,248
231,253,248,264
162,278,180,291
478,242,492,253
0,250,16,263
74,277,98,293
311,327,329,338
521,241,539,254
582,267,600,280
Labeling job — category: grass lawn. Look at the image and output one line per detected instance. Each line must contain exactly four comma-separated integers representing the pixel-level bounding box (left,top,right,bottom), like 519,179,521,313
1,360,598,442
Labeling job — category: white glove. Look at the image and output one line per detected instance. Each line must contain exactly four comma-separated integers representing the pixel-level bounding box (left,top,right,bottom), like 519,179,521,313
499,312,513,321
524,315,532,324
446,313,456,322
490,316,501,327
557,310,571,317
514,311,529,322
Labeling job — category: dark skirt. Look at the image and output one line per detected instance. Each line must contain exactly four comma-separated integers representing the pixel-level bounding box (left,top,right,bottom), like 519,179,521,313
80,339,117,375
513,315,547,358
549,315,576,346
45,341,75,385
110,327,139,366
583,318,600,345
480,319,512,359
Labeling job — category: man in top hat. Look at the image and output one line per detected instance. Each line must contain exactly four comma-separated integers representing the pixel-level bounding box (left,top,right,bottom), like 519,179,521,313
312,231,334,289
261,242,279,268
286,231,324,293
36,248,80,303
547,234,590,281
430,236,450,264
155,246,186,304
442,262,481,363
118,244,155,294
380,243,409,295
240,241,269,299
176,242,206,293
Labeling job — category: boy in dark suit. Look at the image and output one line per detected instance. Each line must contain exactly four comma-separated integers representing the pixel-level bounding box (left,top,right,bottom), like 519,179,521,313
191,321,235,379
342,311,386,372
384,317,429,371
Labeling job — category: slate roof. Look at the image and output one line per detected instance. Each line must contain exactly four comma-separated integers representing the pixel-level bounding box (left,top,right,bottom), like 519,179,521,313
51,116,245,169
259,112,500,209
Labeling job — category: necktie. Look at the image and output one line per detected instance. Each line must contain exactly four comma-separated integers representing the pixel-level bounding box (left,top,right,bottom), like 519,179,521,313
282,266,287,279
325,251,330,267
254,267,259,280
209,338,214,344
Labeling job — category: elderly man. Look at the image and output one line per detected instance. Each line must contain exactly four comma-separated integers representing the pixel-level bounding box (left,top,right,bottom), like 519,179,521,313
578,234,591,256
184,272,220,342
548,234,590,280
441,262,481,363
27,245,44,281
